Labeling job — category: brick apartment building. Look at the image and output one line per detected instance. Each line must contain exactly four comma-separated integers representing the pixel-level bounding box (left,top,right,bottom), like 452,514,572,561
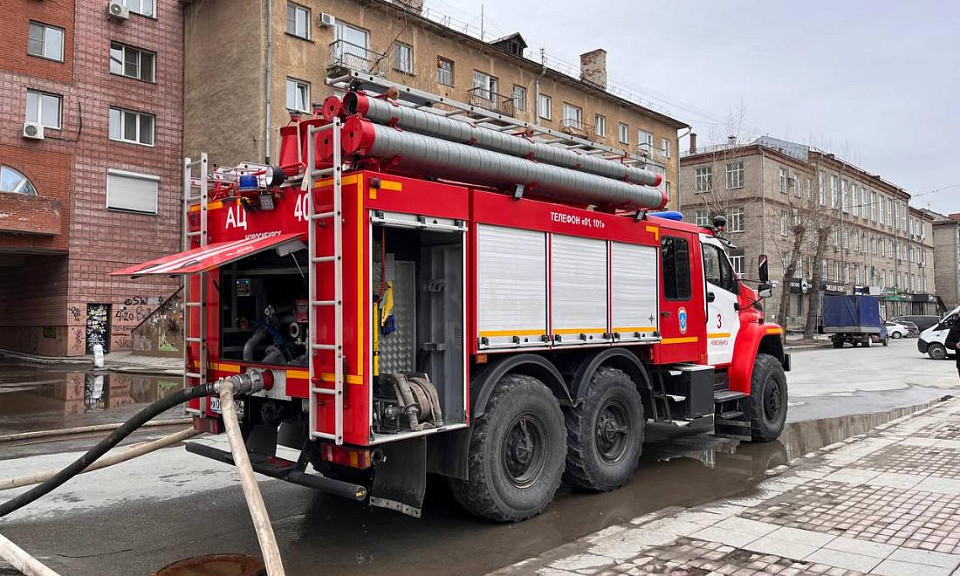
933,213,960,310
181,0,687,206
679,136,937,329
0,0,183,356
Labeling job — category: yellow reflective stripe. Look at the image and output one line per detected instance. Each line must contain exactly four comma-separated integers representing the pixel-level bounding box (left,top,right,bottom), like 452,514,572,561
708,332,731,338
614,326,657,333
553,328,607,335
766,327,783,335
479,329,545,337
210,362,241,373
379,180,402,191
189,200,225,213
320,373,363,385
645,225,660,241
286,369,310,379
661,337,698,344
315,173,360,188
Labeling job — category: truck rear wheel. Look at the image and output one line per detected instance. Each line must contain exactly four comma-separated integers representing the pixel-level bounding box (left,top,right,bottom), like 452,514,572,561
832,338,844,348
749,353,788,442
564,367,644,492
450,374,566,522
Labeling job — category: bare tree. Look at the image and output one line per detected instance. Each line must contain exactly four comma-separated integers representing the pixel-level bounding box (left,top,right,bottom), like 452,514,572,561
695,101,760,222
766,176,811,330
802,154,844,339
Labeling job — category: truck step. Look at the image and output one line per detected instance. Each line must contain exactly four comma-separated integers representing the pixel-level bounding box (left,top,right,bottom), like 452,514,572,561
714,390,746,403
718,410,747,421
185,442,367,501
713,429,753,441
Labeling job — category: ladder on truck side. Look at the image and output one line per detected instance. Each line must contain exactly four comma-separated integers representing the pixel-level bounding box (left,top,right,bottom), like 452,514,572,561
303,118,345,445
327,71,666,175
182,154,209,414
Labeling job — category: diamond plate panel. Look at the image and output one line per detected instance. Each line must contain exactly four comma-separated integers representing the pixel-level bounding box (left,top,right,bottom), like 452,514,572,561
379,259,416,375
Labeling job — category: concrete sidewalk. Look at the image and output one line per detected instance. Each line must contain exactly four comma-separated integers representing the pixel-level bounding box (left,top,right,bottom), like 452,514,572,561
495,398,960,576
0,348,182,376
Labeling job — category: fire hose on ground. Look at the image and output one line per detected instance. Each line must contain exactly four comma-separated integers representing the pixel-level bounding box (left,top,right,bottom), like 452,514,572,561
0,370,286,576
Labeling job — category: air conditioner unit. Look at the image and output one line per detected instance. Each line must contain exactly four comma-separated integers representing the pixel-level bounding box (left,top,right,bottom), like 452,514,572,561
319,13,336,27
107,1,129,20
22,121,44,140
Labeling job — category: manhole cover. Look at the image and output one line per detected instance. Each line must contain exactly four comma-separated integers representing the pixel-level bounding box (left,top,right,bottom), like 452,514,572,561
153,554,265,576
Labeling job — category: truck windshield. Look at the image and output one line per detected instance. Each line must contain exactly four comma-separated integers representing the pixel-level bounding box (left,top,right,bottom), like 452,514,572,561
702,244,738,294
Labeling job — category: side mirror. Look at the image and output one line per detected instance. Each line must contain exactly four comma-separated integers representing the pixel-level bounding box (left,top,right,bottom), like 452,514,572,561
757,254,769,283
757,282,773,299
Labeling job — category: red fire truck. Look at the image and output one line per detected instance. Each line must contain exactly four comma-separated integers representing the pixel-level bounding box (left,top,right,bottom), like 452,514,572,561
116,74,789,522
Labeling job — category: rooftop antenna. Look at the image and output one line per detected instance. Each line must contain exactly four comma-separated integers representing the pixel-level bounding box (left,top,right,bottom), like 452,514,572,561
480,4,484,41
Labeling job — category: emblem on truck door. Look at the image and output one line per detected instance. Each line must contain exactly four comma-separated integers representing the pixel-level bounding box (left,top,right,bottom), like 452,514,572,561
678,307,688,334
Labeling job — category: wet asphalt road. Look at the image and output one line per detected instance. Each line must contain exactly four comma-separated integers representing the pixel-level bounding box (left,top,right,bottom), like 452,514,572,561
0,339,957,575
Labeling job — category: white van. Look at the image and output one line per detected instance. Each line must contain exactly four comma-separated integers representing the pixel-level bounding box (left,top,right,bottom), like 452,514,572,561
917,305,960,359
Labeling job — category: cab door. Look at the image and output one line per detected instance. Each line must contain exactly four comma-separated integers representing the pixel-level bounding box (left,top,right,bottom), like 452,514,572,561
656,231,706,364
700,236,740,366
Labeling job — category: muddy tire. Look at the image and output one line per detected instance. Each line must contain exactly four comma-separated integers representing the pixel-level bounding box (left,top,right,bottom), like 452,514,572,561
749,353,788,442
929,343,947,360
832,339,844,348
564,367,644,492
449,374,566,522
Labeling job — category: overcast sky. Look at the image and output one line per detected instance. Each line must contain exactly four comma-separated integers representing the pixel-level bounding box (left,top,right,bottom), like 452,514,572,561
435,0,960,215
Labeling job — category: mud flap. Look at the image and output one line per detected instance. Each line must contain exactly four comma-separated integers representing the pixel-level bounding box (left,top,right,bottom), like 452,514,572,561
369,437,426,518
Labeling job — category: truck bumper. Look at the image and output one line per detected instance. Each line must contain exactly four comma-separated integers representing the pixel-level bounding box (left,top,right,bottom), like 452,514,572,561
918,339,929,354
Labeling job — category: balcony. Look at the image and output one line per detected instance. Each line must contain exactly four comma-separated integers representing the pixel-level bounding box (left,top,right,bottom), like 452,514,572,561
466,87,515,117
0,192,61,235
560,118,592,139
327,40,390,80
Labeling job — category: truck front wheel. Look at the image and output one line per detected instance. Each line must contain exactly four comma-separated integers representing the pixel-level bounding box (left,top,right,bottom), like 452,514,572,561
563,367,644,492
749,353,788,442
450,374,566,522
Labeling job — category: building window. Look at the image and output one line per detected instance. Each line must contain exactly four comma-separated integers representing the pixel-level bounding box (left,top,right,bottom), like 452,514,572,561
694,166,712,193
285,78,310,112
695,209,709,227
595,114,606,137
730,255,744,276
728,207,744,232
794,174,802,197
841,180,849,213
25,90,61,129
725,161,744,189
637,129,653,152
121,0,156,17
286,3,310,39
537,93,551,120
394,42,413,74
618,122,629,144
106,169,159,214
110,43,156,82
0,166,37,195
869,190,876,221
842,229,849,249
779,167,787,194
108,107,154,146
665,181,671,200
562,103,583,130
472,71,499,106
27,22,64,62
661,236,691,300
818,171,826,206
661,138,671,158
830,175,838,208
513,85,526,111
851,185,859,217
437,57,454,86
780,211,788,236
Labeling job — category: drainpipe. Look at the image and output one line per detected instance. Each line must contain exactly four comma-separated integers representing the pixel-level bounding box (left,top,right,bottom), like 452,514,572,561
758,146,767,258
264,0,273,164
676,128,691,212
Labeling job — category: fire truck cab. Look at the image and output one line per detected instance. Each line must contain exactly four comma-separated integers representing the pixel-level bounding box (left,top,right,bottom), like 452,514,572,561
116,76,789,522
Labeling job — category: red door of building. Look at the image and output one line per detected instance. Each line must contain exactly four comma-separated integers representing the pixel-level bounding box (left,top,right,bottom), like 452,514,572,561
656,231,706,364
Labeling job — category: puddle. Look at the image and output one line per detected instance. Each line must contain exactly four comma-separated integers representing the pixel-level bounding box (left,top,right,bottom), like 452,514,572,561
0,361,182,437
153,554,265,576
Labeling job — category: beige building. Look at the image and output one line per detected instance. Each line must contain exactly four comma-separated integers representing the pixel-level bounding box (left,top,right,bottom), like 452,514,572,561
679,136,937,329
933,214,960,310
182,0,687,206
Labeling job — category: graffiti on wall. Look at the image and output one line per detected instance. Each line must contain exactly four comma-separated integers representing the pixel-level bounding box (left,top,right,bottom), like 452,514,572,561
85,304,110,354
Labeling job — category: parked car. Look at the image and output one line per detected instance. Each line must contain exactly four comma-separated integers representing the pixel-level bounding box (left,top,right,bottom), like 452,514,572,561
917,306,960,359
884,321,910,339
898,320,920,336
893,315,941,333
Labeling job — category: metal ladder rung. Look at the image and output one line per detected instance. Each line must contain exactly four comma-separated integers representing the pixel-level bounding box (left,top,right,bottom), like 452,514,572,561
311,344,338,351
312,431,337,441
310,387,338,395
185,231,203,237
185,371,203,378
310,167,336,179
311,211,336,220
311,256,336,263
185,337,204,343
185,302,202,307
310,300,338,306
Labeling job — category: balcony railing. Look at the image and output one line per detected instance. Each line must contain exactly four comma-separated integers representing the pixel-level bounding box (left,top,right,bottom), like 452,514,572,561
467,87,515,117
560,118,593,139
327,40,389,79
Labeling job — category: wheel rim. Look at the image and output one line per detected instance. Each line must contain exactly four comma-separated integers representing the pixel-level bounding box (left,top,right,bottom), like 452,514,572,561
763,379,783,421
501,412,547,489
595,399,630,464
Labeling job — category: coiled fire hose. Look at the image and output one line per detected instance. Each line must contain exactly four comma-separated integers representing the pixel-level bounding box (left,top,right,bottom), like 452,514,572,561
0,371,286,576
